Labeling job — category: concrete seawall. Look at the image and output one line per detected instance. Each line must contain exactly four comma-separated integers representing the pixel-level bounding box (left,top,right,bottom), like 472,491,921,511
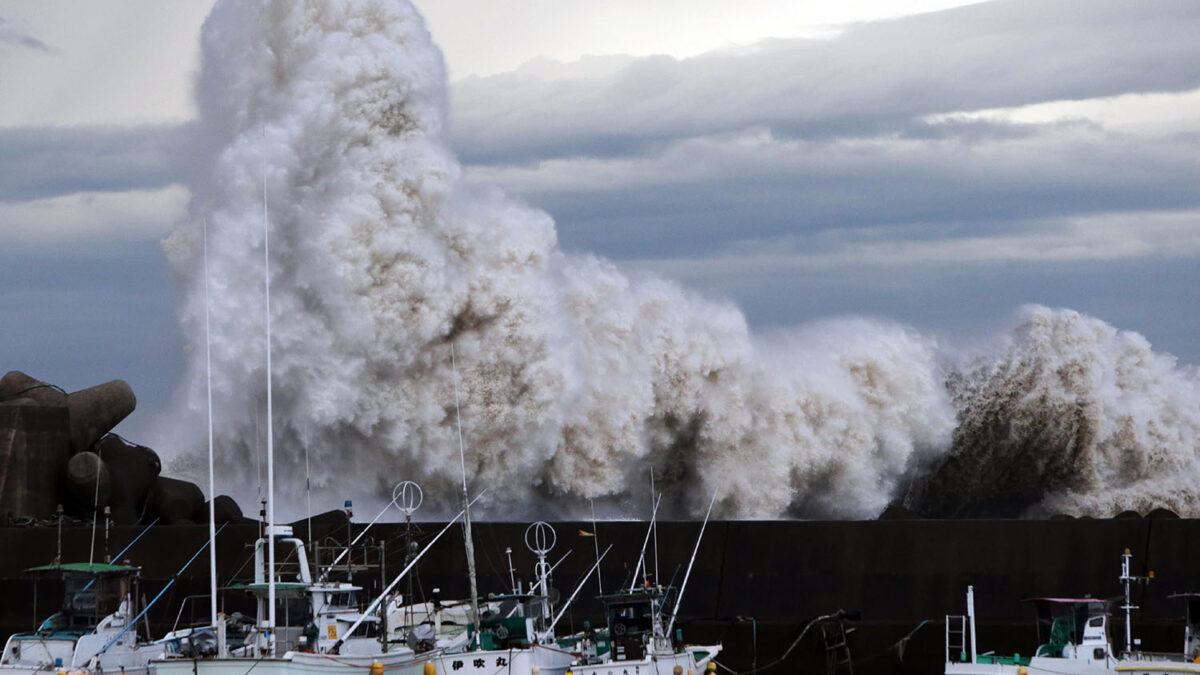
0,517,1192,674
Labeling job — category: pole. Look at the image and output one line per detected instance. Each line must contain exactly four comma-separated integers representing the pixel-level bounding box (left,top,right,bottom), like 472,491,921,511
664,494,716,638
263,165,277,655
204,219,219,634
451,343,481,647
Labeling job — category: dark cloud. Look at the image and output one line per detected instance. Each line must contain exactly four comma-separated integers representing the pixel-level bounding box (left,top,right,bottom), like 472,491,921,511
447,0,1200,164
0,17,56,54
505,125,1200,259
654,256,1200,366
0,123,192,202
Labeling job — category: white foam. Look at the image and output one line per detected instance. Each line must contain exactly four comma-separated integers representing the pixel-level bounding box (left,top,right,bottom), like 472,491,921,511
156,0,1200,521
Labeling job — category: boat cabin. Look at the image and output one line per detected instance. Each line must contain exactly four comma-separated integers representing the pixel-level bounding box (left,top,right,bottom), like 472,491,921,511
596,586,675,662
0,562,143,670
1166,593,1200,659
210,528,382,657
1028,598,1114,664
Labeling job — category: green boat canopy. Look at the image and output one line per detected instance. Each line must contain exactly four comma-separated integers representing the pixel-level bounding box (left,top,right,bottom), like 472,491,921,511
26,562,140,575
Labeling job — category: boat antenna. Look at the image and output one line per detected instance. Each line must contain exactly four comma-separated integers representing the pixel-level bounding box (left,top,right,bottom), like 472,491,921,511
1119,547,1151,654
305,445,313,565
506,546,517,594
263,157,277,656
590,498,603,595
88,444,103,569
103,506,111,563
651,470,659,587
664,493,716,639
525,522,556,624
451,342,481,646
204,217,220,634
55,503,63,565
629,493,662,592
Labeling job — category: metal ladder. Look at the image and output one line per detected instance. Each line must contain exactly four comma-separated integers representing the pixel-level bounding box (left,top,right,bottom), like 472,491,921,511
821,617,855,675
946,614,967,663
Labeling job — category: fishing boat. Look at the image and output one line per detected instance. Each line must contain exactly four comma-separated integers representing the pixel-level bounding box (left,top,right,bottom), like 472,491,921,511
566,585,722,675
0,561,165,675
945,549,1200,675
152,523,454,675
565,497,723,675
425,522,592,675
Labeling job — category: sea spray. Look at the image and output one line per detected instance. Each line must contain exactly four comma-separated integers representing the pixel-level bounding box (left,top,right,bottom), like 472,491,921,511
159,0,1200,520
911,306,1200,518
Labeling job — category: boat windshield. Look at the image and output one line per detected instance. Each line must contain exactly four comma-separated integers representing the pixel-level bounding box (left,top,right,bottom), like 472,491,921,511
63,574,128,624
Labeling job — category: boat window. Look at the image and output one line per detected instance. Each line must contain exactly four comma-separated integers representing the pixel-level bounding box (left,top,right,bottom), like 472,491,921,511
275,598,311,627
330,592,358,608
1088,617,1103,628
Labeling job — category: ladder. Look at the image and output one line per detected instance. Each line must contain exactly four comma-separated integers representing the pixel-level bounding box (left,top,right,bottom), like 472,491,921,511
821,617,855,675
946,614,967,663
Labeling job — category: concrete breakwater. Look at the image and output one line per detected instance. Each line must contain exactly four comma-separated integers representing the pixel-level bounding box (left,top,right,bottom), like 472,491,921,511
0,371,245,525
0,516,1194,674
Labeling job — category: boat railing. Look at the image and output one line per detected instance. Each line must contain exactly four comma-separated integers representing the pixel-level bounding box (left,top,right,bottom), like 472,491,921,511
1121,650,1192,662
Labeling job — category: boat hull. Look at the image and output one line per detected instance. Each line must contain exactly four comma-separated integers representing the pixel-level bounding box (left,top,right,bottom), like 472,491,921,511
153,650,434,675
427,645,575,675
567,645,722,675
946,656,1200,675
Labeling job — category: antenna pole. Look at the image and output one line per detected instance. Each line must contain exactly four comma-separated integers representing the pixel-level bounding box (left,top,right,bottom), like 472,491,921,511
629,494,662,592
451,343,481,647
506,547,517,594
204,219,220,634
651,470,659,586
590,499,603,595
665,494,716,638
1120,547,1139,654
264,164,277,656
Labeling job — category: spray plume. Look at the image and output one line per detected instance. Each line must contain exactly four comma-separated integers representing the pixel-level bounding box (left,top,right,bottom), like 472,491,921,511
161,0,1199,520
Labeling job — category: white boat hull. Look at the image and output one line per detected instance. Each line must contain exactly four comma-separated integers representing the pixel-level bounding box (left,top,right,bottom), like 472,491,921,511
946,655,1200,675
427,645,575,675
153,650,434,675
568,644,722,675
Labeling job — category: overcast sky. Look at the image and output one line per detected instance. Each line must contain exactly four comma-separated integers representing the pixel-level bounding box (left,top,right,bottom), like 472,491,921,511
2,0,1198,441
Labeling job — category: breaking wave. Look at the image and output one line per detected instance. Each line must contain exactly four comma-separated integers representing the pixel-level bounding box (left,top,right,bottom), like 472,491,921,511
157,0,1200,520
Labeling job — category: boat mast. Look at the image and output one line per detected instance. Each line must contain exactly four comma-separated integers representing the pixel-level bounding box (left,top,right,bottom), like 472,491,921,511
1120,547,1142,654
590,499,603,595
629,494,662,591
450,343,481,646
664,494,716,639
651,471,659,586
204,219,221,648
264,169,277,656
